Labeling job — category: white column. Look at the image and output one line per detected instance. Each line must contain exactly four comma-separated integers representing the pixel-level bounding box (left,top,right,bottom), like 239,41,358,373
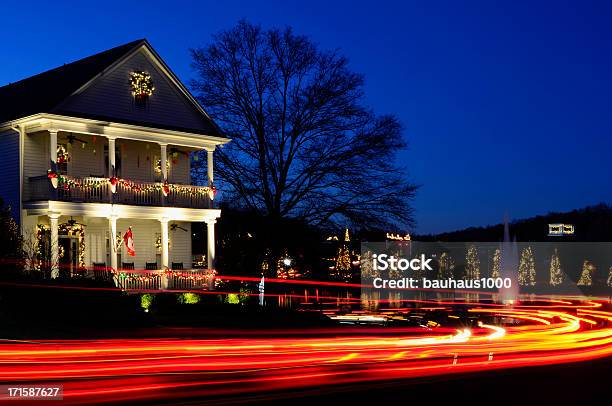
49,130,58,169
206,148,214,186
206,218,216,270
160,144,168,182
49,212,60,279
108,216,118,271
160,218,169,269
108,137,116,177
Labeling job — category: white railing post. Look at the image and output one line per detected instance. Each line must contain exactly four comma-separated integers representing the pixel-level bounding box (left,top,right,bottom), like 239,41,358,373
160,144,168,182
108,137,116,177
160,218,169,269
160,218,169,289
109,215,118,276
49,130,58,170
205,217,216,270
207,149,214,184
49,212,60,278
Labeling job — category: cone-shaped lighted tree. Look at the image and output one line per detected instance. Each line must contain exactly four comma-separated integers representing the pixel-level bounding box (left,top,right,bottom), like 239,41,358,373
577,260,595,286
360,250,376,279
465,245,480,279
438,252,455,279
607,267,612,287
518,246,536,286
334,228,352,281
549,249,564,286
491,248,501,279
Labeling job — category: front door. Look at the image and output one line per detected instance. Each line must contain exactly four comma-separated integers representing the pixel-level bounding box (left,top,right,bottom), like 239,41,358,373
59,237,79,277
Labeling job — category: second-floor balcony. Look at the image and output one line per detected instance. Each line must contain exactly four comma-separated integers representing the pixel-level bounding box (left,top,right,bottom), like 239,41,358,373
27,175,213,209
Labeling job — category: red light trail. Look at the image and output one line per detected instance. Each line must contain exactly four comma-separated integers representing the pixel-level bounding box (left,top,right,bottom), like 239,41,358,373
0,298,610,404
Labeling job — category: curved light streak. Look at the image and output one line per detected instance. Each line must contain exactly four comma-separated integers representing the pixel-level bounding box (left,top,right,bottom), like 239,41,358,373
0,298,610,404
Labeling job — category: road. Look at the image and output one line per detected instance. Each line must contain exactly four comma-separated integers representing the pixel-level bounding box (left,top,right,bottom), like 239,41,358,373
0,298,610,404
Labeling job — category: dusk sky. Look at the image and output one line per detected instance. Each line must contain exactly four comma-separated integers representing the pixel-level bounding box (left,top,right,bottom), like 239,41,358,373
2,0,611,233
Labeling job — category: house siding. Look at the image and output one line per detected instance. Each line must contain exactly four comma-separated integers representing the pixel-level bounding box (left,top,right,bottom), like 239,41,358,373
24,215,193,270
23,131,48,201
84,219,108,265
116,218,192,269
23,131,191,186
57,49,214,135
169,222,192,266
66,133,105,178
114,139,191,183
0,130,21,223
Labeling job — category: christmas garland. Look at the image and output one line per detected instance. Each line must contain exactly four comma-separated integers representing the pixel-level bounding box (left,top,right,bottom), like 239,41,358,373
34,222,86,271
48,172,216,199
58,222,86,270
58,176,108,190
113,269,214,283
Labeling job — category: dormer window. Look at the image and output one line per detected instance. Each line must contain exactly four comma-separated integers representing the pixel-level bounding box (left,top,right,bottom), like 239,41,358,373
129,71,155,106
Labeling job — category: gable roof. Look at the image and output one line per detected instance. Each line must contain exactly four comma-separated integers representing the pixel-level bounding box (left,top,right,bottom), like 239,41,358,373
0,39,224,138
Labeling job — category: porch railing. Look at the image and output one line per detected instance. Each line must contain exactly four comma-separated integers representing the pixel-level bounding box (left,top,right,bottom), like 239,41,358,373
113,269,213,291
167,270,212,290
115,179,162,206
27,175,212,209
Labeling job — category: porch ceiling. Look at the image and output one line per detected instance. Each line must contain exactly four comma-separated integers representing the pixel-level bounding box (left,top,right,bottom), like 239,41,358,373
8,113,229,150
24,200,220,222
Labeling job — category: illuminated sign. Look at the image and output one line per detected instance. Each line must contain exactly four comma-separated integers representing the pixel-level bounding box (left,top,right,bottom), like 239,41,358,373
386,232,411,241
548,223,574,236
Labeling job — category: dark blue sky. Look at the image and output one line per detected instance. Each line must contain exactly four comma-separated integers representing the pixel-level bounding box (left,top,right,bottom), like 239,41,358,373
2,1,611,233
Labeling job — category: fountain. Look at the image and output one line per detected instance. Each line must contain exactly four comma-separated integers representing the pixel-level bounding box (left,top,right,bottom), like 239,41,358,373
499,213,519,303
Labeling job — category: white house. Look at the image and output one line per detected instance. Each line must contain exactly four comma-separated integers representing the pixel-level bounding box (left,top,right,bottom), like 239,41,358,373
0,39,229,281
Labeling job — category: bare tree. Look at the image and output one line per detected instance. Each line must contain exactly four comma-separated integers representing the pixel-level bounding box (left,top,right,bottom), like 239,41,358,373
191,20,418,230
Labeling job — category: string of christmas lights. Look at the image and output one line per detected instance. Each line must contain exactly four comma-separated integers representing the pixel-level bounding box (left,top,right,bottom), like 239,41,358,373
465,245,480,279
549,249,563,286
48,173,216,199
518,246,536,286
129,71,155,98
577,260,595,286
490,248,501,279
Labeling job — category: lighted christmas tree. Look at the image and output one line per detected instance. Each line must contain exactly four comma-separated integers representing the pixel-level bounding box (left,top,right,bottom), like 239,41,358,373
549,249,563,286
388,250,403,279
491,248,501,278
360,250,377,279
276,249,301,279
577,260,595,286
518,246,536,286
438,252,455,279
465,245,480,279
334,228,352,281
607,267,612,288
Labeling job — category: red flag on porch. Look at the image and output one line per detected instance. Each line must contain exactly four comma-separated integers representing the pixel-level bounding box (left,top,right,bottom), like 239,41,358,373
123,227,136,257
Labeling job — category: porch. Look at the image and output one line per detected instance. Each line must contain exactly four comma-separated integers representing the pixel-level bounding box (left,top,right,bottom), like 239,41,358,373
21,202,220,288
92,267,214,291
27,175,213,209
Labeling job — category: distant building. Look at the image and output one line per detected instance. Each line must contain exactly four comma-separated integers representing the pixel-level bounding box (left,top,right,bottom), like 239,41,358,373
548,223,575,236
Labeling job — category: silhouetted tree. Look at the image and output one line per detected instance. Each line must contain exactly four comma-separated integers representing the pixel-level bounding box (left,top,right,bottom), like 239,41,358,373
0,198,23,279
191,20,417,230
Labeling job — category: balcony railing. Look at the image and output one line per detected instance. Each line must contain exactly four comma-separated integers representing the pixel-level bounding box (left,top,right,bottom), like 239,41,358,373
113,269,213,291
27,175,212,209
